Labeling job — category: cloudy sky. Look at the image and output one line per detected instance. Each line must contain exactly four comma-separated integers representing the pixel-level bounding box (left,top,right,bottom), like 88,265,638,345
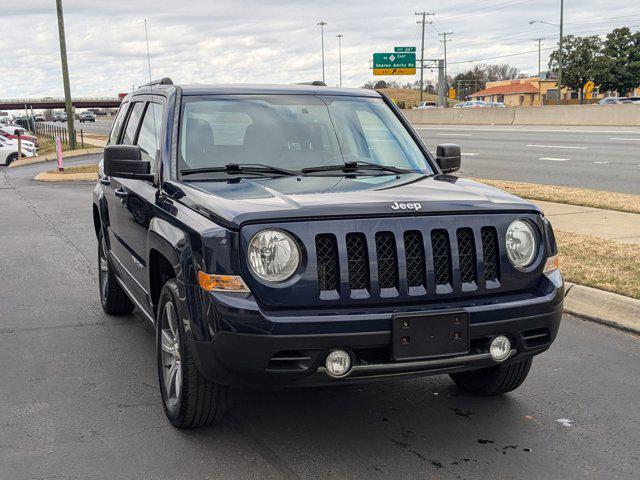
1,0,638,98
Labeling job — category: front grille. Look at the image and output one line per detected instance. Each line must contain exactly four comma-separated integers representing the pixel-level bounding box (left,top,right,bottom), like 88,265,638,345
316,234,339,291
346,233,370,290
481,227,499,281
404,231,426,287
375,232,398,289
315,223,505,300
431,229,452,286
457,228,477,284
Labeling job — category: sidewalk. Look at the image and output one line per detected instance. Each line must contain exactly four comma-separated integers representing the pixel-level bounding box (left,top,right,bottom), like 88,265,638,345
534,200,640,245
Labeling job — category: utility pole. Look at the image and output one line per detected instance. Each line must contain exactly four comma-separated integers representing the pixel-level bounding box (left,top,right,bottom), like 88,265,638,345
55,0,76,149
558,0,564,103
439,32,453,94
317,21,327,83
415,12,435,103
336,34,343,87
534,37,543,105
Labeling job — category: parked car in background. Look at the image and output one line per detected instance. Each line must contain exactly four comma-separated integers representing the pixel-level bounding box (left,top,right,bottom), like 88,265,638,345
0,134,37,156
624,96,640,104
413,101,439,109
79,111,96,122
0,136,35,165
488,102,506,108
0,126,39,147
34,114,46,122
598,97,626,105
53,113,63,122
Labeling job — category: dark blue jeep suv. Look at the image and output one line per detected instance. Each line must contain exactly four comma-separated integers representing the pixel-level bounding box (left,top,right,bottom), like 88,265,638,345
93,78,563,428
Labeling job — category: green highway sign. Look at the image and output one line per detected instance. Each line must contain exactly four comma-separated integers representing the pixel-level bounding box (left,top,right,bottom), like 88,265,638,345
372,52,416,69
394,46,416,53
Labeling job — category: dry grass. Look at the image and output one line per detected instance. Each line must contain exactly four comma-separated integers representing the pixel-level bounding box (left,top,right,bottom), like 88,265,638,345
556,230,640,299
51,164,98,174
36,136,98,156
377,88,457,108
473,178,640,215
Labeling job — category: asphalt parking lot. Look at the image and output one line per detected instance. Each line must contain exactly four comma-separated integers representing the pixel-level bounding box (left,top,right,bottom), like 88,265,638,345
1,158,638,479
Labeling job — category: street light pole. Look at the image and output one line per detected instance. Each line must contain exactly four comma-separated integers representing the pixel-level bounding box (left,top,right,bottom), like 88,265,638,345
336,34,343,87
55,0,76,149
317,21,327,83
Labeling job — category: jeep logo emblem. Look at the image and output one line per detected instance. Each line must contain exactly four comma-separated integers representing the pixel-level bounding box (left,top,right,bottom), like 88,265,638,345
391,201,422,211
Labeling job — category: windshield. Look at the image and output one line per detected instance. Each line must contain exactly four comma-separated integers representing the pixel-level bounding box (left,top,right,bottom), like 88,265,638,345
178,94,433,176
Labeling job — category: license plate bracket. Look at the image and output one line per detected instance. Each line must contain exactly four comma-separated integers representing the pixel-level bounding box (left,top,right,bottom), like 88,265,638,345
392,310,469,361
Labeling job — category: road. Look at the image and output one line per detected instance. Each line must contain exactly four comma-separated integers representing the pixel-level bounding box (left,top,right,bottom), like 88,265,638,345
1,158,638,479
42,117,114,136
416,125,640,195
40,120,640,194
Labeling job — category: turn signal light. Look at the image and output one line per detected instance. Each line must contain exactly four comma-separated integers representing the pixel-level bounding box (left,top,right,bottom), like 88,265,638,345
198,271,250,292
543,255,559,274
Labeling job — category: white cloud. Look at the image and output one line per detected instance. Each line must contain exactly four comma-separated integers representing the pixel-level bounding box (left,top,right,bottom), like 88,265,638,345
1,0,638,98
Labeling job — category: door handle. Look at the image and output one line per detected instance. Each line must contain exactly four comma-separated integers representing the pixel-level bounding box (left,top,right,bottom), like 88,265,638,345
100,177,110,186
114,188,127,199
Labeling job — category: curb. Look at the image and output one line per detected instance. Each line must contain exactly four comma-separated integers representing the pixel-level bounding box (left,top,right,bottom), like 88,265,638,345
9,147,103,168
34,171,97,182
564,282,640,335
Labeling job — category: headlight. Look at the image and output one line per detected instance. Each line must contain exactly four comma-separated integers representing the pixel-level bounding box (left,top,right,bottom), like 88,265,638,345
247,229,300,282
505,219,538,269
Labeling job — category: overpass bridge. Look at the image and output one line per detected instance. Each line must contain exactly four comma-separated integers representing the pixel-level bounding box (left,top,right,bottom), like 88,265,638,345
0,97,122,110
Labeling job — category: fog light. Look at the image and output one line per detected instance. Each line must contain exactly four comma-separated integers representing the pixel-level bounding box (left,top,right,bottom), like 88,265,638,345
489,335,512,362
325,350,352,377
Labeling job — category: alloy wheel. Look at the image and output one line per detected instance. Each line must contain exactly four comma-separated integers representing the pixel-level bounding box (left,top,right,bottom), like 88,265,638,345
160,301,182,407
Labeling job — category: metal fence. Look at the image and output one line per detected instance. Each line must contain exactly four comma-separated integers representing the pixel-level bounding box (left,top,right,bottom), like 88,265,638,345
34,122,85,148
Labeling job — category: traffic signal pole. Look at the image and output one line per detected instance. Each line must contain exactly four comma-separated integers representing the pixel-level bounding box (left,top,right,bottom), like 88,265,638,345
55,0,76,149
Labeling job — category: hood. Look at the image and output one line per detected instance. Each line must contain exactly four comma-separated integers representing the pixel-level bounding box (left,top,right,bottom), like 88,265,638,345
172,173,540,229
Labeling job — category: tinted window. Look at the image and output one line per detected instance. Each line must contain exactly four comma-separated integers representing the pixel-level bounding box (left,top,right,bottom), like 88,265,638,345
121,102,144,145
108,102,130,145
136,102,164,172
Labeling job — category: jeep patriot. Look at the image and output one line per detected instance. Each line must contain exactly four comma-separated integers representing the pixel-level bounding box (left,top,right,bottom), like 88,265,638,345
93,78,563,428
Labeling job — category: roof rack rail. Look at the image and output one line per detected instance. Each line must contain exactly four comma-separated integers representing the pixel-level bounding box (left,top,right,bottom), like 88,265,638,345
294,81,327,86
140,77,174,88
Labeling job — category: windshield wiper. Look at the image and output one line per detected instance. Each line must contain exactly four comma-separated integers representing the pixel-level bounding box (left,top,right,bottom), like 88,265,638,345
181,163,300,177
301,160,413,175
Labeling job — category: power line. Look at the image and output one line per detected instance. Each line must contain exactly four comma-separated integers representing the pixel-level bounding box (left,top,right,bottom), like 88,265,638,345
449,46,555,65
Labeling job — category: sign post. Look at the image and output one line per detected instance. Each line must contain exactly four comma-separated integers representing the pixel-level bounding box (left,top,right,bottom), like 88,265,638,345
55,137,64,172
372,52,416,76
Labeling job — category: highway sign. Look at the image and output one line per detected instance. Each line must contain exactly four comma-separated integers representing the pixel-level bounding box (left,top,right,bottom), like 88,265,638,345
373,68,416,76
584,80,595,93
448,88,456,99
372,53,416,75
585,92,593,100
394,46,416,53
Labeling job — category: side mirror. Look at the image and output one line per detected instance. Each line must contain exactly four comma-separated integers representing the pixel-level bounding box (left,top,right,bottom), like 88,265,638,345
436,143,461,173
103,145,153,180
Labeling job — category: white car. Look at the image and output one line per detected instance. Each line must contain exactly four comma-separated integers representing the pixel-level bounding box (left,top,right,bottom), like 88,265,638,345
0,136,35,165
413,101,439,109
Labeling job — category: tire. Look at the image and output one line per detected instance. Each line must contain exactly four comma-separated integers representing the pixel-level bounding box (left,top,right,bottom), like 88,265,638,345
97,229,135,315
5,153,18,166
157,279,227,429
450,358,533,396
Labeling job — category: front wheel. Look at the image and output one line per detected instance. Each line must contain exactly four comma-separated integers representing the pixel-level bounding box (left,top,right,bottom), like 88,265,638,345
157,279,227,428
97,230,134,315
5,153,18,166
450,358,532,396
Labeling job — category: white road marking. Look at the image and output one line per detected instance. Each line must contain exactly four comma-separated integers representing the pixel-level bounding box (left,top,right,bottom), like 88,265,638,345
461,152,478,156
526,144,588,150
539,157,570,161
609,137,640,141
593,161,609,164
436,133,473,137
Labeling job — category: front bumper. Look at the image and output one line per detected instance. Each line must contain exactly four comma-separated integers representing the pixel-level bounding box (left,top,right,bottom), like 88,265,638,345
191,272,564,388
